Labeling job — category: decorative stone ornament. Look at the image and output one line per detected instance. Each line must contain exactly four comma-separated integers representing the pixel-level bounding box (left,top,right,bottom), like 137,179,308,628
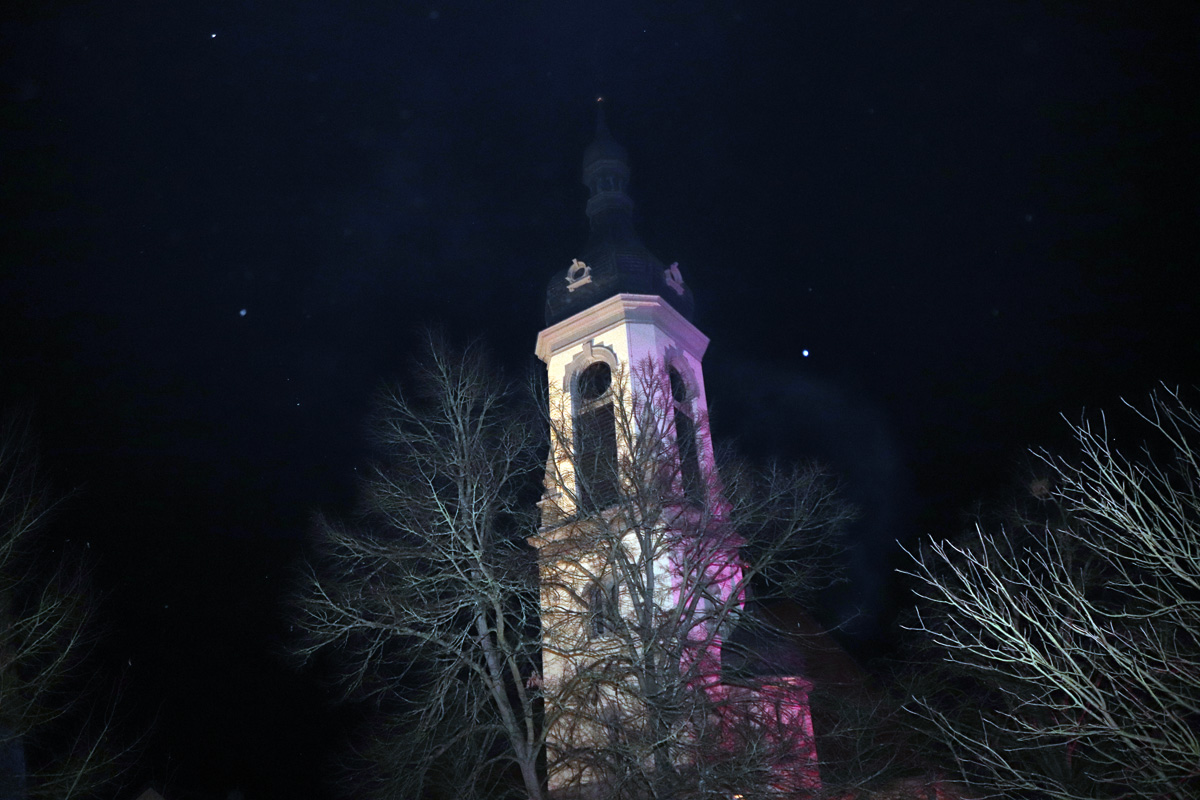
664,262,685,295
566,258,592,292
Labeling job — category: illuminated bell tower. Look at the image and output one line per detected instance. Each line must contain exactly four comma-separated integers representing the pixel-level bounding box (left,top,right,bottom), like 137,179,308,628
536,102,713,519
531,103,728,794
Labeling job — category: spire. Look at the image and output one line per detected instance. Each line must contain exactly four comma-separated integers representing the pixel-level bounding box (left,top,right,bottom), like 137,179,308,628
582,97,633,223
585,97,624,161
543,99,695,326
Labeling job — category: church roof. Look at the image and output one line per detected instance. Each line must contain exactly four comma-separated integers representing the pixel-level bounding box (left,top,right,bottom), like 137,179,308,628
544,101,696,326
722,601,872,687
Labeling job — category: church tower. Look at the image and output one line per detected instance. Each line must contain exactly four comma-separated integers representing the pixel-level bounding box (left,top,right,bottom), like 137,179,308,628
535,102,714,521
530,104,744,796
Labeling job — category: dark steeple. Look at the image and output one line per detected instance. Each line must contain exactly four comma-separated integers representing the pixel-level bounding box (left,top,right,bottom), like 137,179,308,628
544,99,695,326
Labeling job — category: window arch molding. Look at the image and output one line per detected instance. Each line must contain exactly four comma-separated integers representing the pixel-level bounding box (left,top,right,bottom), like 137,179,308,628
561,340,619,395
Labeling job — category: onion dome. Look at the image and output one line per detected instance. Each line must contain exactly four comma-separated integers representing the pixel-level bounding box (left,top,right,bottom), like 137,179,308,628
545,100,695,326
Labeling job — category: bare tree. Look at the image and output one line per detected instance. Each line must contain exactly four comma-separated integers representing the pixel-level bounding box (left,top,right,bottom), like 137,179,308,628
0,416,133,799
293,339,546,800
535,361,852,799
295,345,855,800
906,388,1200,800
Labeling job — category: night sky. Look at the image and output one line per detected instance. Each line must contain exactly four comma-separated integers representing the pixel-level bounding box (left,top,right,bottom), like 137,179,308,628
1,2,1195,798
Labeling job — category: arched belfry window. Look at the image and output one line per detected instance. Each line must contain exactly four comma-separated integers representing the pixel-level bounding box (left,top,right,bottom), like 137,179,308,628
574,362,618,512
669,366,703,505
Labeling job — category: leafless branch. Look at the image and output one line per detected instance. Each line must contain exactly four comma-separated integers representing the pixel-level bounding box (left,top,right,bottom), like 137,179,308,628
1,414,137,799
905,388,1200,800
537,360,852,799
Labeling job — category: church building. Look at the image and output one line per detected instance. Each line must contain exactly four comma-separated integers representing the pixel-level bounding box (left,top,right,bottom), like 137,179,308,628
528,104,819,799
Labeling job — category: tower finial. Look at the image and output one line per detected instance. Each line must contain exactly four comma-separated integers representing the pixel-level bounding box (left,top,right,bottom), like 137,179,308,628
595,95,610,140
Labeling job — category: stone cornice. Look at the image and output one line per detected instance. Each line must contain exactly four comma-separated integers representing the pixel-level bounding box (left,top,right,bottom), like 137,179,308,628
535,294,710,363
